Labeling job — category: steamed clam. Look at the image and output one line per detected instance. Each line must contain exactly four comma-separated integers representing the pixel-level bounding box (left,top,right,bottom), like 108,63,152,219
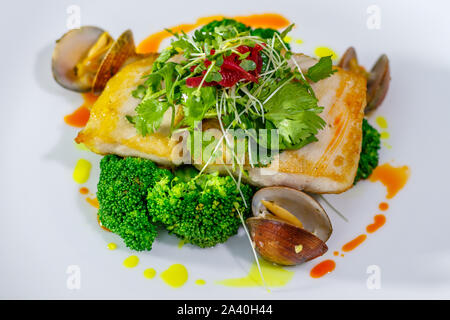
52,26,143,93
246,187,332,266
339,46,391,113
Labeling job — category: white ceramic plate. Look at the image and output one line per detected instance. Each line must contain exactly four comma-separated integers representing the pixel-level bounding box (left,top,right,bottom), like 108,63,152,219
1,0,450,299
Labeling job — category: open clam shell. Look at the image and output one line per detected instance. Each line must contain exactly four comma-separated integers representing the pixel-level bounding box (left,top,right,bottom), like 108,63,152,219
247,186,332,266
339,47,390,113
52,26,106,92
52,27,141,94
366,54,390,114
92,30,137,94
247,217,328,266
252,187,332,242
338,46,358,71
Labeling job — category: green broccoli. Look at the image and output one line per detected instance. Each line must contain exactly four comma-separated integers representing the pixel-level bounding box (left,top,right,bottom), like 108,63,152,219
147,170,253,248
354,119,381,183
199,18,251,34
97,155,173,251
197,19,291,48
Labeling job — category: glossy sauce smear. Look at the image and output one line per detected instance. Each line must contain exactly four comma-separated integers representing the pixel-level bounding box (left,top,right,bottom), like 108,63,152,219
64,93,97,128
370,163,410,199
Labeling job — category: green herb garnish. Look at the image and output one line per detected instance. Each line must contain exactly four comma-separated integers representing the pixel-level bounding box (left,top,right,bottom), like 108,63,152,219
128,18,335,172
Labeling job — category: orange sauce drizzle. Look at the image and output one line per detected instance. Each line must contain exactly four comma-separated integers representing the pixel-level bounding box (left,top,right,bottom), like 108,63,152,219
366,214,386,233
378,202,389,211
342,234,367,252
333,251,339,256
64,93,98,127
136,13,290,54
79,187,89,195
233,13,290,28
86,197,99,209
310,260,336,278
369,163,410,199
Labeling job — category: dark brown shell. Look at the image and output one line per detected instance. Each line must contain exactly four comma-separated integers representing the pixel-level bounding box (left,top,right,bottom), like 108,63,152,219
338,47,357,70
92,30,137,94
339,47,390,113
247,217,328,266
366,54,390,114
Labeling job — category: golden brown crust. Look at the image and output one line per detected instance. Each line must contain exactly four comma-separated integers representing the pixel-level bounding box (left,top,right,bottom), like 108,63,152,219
76,55,176,162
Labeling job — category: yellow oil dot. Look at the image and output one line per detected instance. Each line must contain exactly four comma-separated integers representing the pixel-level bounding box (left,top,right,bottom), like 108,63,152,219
143,268,157,279
376,116,388,129
314,46,338,60
294,38,304,45
107,243,117,250
161,264,188,288
380,132,390,140
123,255,139,268
283,35,292,43
195,279,206,286
383,142,392,149
217,259,294,288
73,159,92,184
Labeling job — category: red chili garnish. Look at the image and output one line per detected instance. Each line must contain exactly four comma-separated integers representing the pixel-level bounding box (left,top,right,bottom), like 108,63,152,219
186,45,263,88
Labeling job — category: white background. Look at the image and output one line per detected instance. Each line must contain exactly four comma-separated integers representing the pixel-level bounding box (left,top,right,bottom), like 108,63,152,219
0,0,449,299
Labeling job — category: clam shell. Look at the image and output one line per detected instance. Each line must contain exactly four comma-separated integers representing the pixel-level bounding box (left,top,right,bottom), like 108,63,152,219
92,30,137,94
339,47,390,113
247,217,328,266
366,54,390,114
338,46,357,70
252,186,332,242
52,26,106,92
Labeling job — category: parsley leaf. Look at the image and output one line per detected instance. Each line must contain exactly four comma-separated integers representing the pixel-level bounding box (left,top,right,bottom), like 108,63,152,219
181,86,217,127
127,99,170,136
306,56,337,82
264,82,326,149
128,63,179,136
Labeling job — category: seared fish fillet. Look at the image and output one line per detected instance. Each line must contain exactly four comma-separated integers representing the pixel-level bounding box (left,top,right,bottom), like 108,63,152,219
76,55,176,166
76,54,366,193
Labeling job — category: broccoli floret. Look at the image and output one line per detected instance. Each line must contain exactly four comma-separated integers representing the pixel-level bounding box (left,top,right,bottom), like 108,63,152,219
199,18,251,34
147,171,253,248
97,155,173,251
97,155,254,250
354,119,381,183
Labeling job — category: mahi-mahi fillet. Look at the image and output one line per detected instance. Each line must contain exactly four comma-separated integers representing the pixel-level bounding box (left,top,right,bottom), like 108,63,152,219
76,54,366,193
